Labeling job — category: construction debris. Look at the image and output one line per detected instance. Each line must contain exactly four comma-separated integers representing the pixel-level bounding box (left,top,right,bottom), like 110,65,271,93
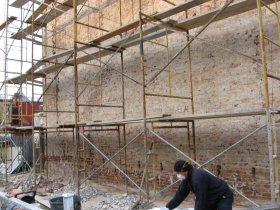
51,182,142,210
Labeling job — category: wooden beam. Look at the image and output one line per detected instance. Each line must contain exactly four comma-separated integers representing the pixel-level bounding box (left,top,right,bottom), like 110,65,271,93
10,0,30,8
0,16,17,31
177,0,278,29
25,0,54,23
7,0,280,84
93,0,211,43
12,0,211,76
160,0,176,6
84,110,267,126
11,0,87,39
150,110,267,122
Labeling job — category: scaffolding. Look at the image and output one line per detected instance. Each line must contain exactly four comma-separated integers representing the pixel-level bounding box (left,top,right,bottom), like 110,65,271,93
0,0,280,208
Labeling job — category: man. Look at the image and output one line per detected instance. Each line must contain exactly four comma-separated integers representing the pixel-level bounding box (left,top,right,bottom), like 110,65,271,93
165,160,233,210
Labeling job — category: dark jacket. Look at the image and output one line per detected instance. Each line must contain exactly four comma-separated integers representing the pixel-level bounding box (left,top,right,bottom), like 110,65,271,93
166,168,230,210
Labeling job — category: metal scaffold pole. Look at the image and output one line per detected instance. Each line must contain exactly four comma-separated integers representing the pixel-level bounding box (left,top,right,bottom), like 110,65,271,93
139,0,150,201
73,0,80,196
119,0,128,194
121,52,128,193
4,0,9,187
256,0,280,202
31,0,36,189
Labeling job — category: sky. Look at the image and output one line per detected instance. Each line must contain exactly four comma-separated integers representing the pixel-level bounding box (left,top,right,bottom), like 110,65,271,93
0,0,43,101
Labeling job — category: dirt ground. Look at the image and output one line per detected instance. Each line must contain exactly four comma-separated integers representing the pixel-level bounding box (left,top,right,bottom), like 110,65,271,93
0,172,270,210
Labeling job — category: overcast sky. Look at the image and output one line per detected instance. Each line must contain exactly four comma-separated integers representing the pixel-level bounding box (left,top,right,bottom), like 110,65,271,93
0,0,43,101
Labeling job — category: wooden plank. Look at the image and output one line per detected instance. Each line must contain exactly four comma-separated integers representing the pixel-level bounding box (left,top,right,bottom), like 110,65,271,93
11,0,87,39
149,110,266,122
58,122,86,128
0,16,17,31
93,0,211,43
12,0,210,69
10,24,42,39
177,0,277,29
38,0,276,74
7,0,280,83
84,110,266,126
6,72,45,84
25,0,54,23
86,115,166,126
10,0,30,8
32,0,77,25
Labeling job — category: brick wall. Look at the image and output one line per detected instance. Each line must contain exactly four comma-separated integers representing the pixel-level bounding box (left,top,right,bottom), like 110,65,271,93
43,0,280,202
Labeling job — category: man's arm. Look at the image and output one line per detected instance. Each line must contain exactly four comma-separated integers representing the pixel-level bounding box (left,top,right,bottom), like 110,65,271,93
166,181,190,210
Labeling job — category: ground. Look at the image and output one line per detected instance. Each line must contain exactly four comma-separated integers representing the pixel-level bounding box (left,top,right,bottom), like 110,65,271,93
0,172,268,210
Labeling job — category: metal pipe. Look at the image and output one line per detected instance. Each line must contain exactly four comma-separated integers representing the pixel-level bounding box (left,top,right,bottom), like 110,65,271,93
267,73,280,81
77,104,123,108
79,132,146,195
4,0,9,186
83,129,119,132
76,21,109,32
160,0,175,6
200,125,266,167
146,0,234,86
264,35,280,48
257,0,275,201
149,129,260,207
36,51,74,103
73,0,80,196
80,49,143,86
31,0,38,189
146,93,192,100
139,9,150,200
261,0,278,15
185,10,194,114
153,126,188,129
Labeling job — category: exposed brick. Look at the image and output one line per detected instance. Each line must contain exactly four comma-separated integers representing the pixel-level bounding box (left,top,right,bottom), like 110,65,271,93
44,0,280,202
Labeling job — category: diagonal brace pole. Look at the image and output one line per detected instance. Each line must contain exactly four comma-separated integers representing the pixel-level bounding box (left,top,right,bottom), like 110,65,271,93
80,130,144,185
37,51,74,103
200,125,266,167
149,129,260,207
80,132,147,195
146,0,234,87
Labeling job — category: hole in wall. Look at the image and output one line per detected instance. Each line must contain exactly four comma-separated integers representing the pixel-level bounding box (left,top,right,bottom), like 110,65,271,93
217,164,221,176
252,167,256,178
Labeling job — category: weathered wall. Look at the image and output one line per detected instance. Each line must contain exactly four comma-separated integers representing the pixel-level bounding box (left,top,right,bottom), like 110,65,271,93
43,0,280,201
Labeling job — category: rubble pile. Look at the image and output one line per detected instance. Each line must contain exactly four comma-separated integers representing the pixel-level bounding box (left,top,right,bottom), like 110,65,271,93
1,174,173,210
92,194,139,210
52,183,107,202
52,183,141,210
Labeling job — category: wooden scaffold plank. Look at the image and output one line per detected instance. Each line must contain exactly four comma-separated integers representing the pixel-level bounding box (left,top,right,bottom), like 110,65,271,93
36,0,280,76
10,0,30,8
25,0,55,24
11,0,87,39
6,0,280,84
8,0,213,79
0,16,17,31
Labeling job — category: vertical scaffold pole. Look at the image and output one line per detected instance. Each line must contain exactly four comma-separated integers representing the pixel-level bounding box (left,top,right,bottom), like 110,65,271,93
256,0,276,201
139,1,150,201
73,0,80,196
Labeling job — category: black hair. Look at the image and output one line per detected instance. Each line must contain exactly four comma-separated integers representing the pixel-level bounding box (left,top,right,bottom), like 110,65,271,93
174,160,193,172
